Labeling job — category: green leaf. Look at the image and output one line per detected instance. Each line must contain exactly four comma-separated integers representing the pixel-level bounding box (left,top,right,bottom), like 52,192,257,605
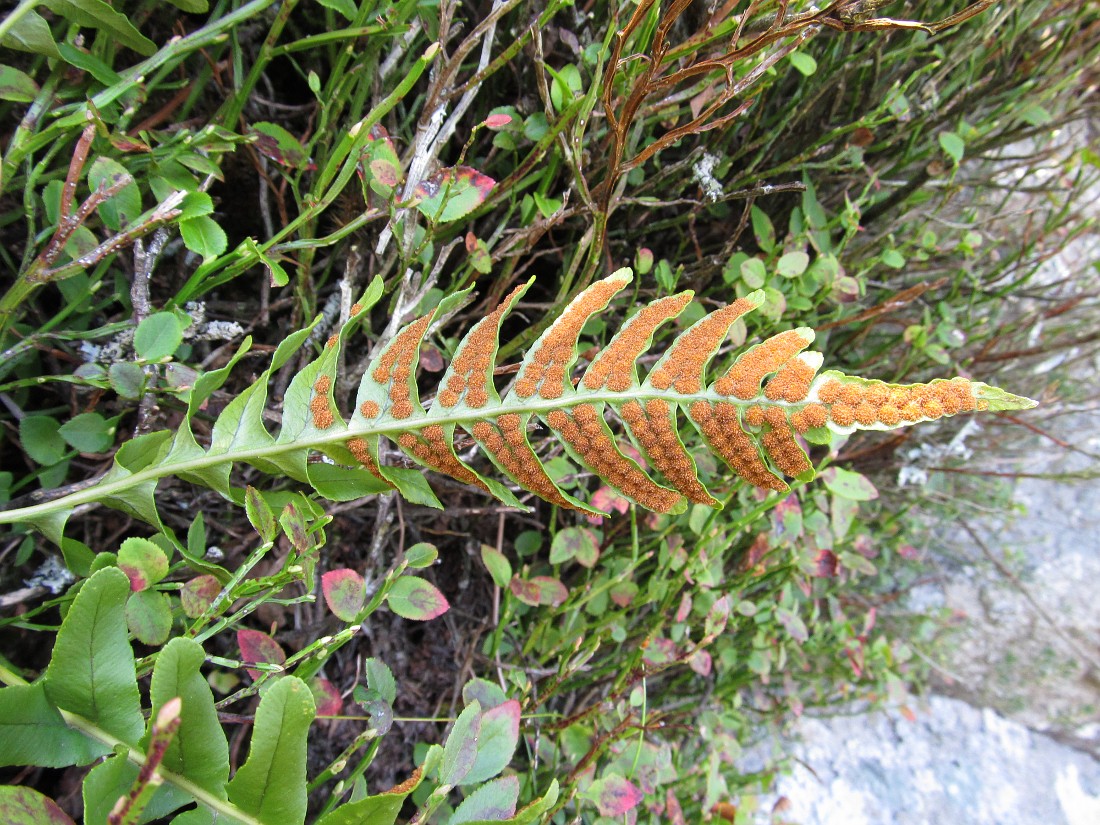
789,50,817,76
545,63,581,112
0,785,76,824
776,251,810,278
307,462,392,501
322,568,366,621
0,10,61,58
480,545,512,588
44,567,144,745
449,775,519,823
134,312,185,361
20,415,66,465
938,131,965,163
316,774,423,825
180,216,228,260
58,412,113,453
403,542,438,568
42,0,156,56
118,536,170,591
440,700,481,786
87,157,140,231
463,700,520,785
108,362,146,399
740,256,767,288
164,0,209,11
316,0,357,21
365,658,397,704
0,64,39,102
750,206,775,252
386,576,449,621
880,249,905,269
125,589,172,644
822,467,879,501
550,527,599,568
0,682,108,767
146,638,230,796
177,191,214,221
227,677,315,825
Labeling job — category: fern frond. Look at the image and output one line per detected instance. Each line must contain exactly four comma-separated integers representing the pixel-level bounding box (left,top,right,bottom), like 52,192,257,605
0,269,1035,544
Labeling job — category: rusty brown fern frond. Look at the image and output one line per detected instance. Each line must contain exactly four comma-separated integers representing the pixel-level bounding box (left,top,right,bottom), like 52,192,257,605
0,270,1035,542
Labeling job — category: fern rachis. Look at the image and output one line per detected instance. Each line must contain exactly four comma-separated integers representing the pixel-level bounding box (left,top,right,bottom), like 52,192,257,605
0,268,1035,542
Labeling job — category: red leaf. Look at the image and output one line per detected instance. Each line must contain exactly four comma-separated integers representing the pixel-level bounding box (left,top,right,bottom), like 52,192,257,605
811,549,838,578
591,775,644,817
665,789,687,825
237,628,286,680
483,113,513,129
310,677,343,717
322,568,367,621
675,593,692,623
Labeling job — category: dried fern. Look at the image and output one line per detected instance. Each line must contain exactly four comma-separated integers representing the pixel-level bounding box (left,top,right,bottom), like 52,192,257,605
0,269,1034,543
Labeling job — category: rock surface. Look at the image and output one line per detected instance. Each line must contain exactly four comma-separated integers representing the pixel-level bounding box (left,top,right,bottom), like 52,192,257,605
746,695,1100,825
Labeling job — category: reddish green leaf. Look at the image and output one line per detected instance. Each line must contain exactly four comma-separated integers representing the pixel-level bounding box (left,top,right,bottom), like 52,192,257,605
585,775,644,817
249,122,311,169
309,677,343,717
465,232,491,274
279,503,310,552
117,537,169,592
609,581,638,607
440,700,481,786
464,699,521,785
412,166,495,223
530,576,568,607
550,526,599,568
386,576,449,621
689,649,712,676
322,569,366,621
237,628,286,680
180,574,220,618
0,786,76,825
509,576,540,607
358,124,401,197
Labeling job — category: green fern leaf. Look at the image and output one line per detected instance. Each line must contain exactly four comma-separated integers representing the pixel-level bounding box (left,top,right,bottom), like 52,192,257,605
0,270,1035,542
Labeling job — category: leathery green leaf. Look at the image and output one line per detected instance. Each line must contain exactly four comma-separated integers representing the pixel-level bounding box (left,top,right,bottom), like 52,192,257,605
0,682,108,768
227,676,316,824
145,638,230,796
44,567,143,745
